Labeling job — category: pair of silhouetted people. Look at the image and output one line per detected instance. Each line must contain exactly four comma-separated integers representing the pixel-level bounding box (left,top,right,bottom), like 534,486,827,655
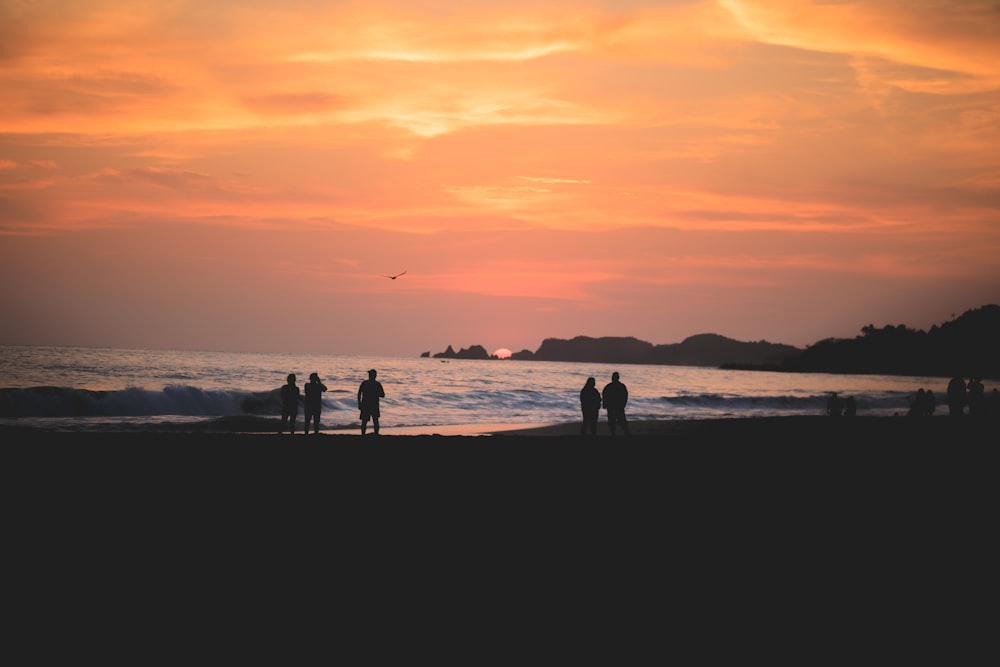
279,372,328,434
826,393,857,417
827,392,844,417
946,376,988,417
580,372,629,435
908,388,935,417
358,369,385,435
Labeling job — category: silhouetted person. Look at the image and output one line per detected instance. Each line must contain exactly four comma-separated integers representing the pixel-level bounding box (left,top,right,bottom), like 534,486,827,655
827,392,844,417
358,369,385,435
303,372,328,435
601,371,629,436
844,395,857,417
580,377,602,436
968,377,986,418
924,389,936,417
947,377,967,417
908,389,926,417
279,373,300,434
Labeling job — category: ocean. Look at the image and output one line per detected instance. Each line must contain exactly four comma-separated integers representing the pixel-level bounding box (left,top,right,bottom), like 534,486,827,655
0,345,952,434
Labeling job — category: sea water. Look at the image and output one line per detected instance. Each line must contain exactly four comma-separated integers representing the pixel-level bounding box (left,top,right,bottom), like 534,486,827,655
0,345,952,433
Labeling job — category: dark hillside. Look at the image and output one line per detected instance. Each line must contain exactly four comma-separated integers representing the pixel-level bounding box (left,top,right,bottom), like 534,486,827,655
780,305,999,378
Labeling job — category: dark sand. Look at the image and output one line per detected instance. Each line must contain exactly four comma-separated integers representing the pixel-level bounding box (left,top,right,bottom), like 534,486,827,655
4,416,995,487
5,414,995,629
6,415,995,562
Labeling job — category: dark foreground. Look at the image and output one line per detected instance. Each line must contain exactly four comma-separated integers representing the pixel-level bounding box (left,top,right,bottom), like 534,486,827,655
4,416,996,487
6,415,996,558
3,415,996,656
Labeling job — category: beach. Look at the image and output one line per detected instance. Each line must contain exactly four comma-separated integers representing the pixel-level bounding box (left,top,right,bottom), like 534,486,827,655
6,413,996,570
5,416,995,480
5,414,995,617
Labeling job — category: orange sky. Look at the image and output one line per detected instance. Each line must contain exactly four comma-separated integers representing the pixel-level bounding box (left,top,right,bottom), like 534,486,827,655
2,0,998,356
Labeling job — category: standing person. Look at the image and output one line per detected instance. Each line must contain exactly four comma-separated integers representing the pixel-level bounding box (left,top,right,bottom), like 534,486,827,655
579,377,602,436
303,372,328,435
947,377,967,417
601,371,630,437
279,373,300,434
357,369,385,435
844,396,857,417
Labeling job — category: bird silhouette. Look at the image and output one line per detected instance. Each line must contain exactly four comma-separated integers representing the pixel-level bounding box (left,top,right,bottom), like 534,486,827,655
384,270,407,280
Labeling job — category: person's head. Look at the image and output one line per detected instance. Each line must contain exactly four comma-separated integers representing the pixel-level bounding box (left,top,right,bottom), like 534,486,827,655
309,372,319,382
368,369,377,379
612,371,620,381
287,373,296,383
585,377,595,387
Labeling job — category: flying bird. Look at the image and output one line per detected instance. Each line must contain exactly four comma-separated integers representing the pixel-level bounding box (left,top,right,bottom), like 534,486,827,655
384,270,407,280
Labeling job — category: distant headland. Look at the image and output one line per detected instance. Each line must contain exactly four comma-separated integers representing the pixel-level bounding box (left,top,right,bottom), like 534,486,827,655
420,304,1000,379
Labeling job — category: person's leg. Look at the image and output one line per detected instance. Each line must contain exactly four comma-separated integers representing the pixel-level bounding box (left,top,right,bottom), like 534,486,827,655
372,416,379,435
361,416,368,435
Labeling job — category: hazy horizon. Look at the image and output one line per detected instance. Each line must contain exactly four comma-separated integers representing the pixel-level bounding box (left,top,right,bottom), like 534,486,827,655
2,1,998,357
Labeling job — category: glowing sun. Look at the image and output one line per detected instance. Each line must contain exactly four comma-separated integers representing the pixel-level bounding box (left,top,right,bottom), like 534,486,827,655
492,348,512,359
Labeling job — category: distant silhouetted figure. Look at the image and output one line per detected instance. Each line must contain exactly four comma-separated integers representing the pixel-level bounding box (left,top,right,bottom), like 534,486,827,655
602,371,629,436
908,389,926,417
303,372,328,434
968,377,986,418
279,373,300,434
580,377,602,436
947,377,967,417
827,392,844,417
358,369,385,435
844,395,857,417
924,389,936,417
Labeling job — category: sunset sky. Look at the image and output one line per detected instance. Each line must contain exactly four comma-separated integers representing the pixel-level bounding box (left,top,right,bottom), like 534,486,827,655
2,0,998,357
